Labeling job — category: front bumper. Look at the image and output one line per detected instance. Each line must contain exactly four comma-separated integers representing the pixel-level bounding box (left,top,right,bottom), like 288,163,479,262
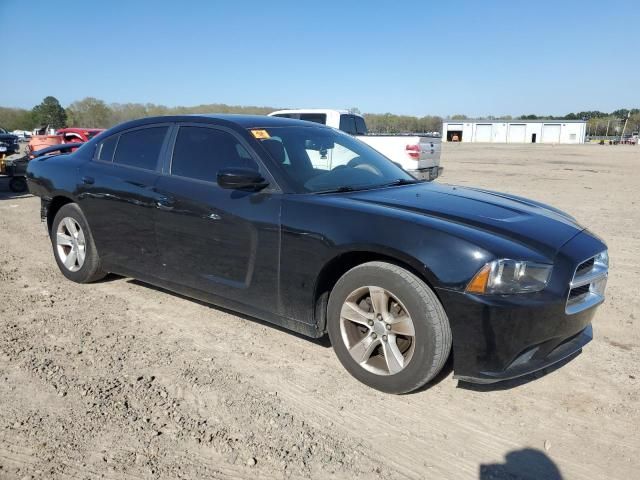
457,325,592,384
410,166,443,181
437,230,606,384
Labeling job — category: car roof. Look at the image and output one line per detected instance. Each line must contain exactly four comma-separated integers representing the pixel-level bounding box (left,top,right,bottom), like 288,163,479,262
270,108,352,115
110,114,327,132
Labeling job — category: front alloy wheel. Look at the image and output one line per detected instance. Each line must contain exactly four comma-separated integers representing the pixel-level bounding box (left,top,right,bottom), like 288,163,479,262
328,261,451,394
340,286,416,375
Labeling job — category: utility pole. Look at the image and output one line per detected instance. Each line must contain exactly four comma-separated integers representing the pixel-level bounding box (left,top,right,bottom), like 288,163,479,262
605,119,610,137
620,111,630,142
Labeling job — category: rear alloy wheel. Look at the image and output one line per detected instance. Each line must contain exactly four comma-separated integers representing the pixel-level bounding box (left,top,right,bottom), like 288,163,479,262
328,261,451,394
51,203,106,283
56,217,86,272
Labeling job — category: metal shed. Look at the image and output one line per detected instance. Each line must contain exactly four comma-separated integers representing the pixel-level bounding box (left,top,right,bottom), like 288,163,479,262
442,119,586,144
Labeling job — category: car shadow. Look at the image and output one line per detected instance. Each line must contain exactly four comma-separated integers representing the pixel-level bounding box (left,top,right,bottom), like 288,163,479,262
480,448,563,479
123,276,459,389
0,191,31,200
411,355,455,393
457,352,580,392
99,273,126,283
125,278,332,348
109,276,580,392
0,178,31,199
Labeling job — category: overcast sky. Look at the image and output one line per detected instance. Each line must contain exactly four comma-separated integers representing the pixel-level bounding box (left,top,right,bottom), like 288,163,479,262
1,0,638,117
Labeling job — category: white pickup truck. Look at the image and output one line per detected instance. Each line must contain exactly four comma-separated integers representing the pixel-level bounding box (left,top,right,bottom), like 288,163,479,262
268,109,442,181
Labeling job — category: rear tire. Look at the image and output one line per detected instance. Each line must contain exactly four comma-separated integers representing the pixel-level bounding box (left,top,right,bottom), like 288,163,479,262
9,176,27,193
327,261,451,394
51,203,106,283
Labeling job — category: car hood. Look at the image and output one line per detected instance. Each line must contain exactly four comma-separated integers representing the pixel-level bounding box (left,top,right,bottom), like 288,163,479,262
0,134,17,141
345,183,584,256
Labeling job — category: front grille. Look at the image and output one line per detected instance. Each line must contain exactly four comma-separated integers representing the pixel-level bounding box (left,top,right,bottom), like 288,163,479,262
568,284,590,299
575,258,594,277
566,252,608,314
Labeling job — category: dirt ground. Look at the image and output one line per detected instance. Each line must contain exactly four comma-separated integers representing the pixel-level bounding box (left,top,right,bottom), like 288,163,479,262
0,143,638,480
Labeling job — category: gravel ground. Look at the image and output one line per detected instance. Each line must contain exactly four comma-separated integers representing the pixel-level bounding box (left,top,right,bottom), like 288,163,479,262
0,143,638,480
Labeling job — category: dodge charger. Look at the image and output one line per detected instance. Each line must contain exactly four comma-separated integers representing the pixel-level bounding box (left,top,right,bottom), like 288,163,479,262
26,115,608,393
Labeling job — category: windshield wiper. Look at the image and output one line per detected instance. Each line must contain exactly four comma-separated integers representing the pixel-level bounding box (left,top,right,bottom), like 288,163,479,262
313,185,357,194
314,179,423,194
380,178,424,187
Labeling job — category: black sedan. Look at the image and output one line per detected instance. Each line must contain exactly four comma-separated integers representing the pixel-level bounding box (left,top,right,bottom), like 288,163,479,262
0,127,20,155
26,115,608,393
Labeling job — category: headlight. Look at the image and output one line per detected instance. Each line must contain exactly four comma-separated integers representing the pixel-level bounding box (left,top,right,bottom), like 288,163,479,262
594,250,608,268
466,259,553,294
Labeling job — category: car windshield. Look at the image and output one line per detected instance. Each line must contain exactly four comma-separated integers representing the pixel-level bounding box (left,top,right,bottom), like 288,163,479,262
253,126,416,193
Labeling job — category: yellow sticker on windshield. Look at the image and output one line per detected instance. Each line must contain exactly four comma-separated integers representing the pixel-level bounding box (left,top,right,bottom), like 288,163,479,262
251,129,271,139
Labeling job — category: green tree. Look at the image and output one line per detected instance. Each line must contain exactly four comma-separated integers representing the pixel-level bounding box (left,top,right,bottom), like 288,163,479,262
109,102,150,125
628,113,640,133
67,97,111,128
0,107,36,130
32,96,67,128
611,108,630,119
418,115,443,133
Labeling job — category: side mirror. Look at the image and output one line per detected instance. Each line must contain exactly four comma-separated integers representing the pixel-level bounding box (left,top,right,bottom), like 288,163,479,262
217,168,268,191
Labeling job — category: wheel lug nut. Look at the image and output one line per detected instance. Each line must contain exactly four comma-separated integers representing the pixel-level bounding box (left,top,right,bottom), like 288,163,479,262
382,335,387,342
385,324,391,330
371,333,377,339
367,320,374,326
377,314,382,320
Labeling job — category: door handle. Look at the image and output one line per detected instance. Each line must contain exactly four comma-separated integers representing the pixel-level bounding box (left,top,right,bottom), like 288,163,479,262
155,198,174,211
82,176,95,185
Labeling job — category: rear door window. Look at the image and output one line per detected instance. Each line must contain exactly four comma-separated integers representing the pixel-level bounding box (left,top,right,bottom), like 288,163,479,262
299,113,327,125
272,113,327,125
113,126,168,170
96,135,118,162
355,116,368,135
171,126,258,183
339,115,357,134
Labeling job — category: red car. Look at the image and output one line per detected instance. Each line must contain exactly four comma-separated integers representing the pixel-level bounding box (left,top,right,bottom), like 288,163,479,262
57,128,105,143
28,128,105,158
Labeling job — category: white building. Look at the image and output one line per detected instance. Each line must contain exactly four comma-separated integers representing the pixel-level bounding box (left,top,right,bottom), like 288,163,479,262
442,119,586,144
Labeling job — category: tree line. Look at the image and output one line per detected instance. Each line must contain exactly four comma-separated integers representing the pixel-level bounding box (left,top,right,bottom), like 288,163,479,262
0,96,276,131
1,96,639,135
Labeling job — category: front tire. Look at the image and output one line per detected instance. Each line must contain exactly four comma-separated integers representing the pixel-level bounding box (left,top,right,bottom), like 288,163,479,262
327,262,451,394
51,203,106,283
